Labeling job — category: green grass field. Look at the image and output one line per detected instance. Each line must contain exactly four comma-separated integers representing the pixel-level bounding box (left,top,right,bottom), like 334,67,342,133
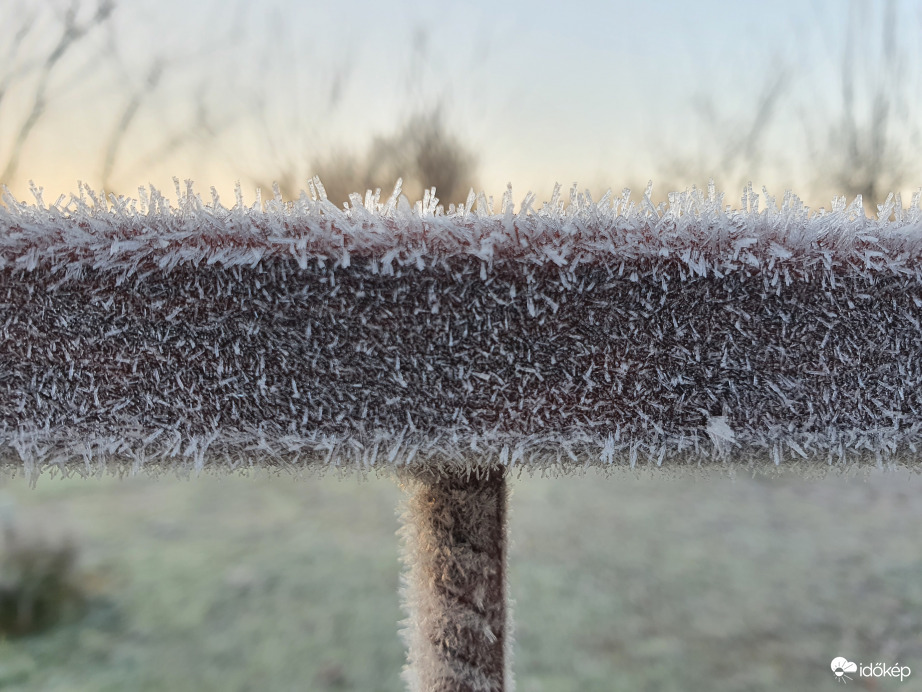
0,468,920,691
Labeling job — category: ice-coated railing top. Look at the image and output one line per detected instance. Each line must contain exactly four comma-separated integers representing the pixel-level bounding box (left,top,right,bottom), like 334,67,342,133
3,179,922,276
2,179,922,479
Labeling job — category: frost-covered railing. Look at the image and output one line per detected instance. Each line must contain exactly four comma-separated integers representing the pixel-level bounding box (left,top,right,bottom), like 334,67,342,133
3,179,921,477
4,178,922,691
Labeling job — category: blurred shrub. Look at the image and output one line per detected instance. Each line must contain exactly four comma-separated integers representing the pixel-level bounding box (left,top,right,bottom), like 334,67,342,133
0,523,85,637
310,107,477,207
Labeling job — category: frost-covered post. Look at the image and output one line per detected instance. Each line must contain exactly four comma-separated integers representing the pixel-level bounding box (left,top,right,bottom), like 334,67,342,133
399,467,509,692
3,179,922,691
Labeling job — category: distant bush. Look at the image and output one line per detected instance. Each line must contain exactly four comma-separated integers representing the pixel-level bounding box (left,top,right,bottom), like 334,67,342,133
0,523,85,637
309,107,477,207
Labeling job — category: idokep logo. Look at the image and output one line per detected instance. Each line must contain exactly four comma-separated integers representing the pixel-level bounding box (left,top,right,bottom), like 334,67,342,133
831,657,911,684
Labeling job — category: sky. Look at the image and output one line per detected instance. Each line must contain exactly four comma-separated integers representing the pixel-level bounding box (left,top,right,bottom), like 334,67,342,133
2,0,921,207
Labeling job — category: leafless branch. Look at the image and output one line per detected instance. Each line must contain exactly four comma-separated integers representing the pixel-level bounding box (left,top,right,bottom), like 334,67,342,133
0,0,115,184
0,10,38,116
101,60,163,188
818,0,913,208
665,62,790,194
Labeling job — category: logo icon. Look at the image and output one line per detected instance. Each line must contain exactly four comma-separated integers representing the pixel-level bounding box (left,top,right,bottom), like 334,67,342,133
831,657,858,683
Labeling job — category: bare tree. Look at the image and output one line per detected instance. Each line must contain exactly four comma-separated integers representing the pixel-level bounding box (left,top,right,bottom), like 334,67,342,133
0,0,247,195
811,0,918,208
661,53,790,200
310,107,477,206
0,0,115,184
253,21,477,206
100,59,163,189
99,48,245,191
664,0,919,212
0,5,476,203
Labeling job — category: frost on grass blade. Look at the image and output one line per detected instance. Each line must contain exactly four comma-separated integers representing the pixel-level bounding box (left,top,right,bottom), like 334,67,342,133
1,180,922,479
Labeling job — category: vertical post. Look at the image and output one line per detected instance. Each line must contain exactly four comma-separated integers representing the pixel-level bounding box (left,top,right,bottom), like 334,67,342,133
398,466,509,692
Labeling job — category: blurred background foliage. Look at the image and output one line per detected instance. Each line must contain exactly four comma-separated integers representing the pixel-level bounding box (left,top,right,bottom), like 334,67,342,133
0,0,920,211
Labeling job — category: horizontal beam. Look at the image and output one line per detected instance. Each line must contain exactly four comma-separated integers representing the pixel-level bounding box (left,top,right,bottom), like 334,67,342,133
2,184,921,476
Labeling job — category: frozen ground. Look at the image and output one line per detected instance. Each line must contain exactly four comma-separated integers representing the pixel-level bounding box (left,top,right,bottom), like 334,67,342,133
0,469,920,691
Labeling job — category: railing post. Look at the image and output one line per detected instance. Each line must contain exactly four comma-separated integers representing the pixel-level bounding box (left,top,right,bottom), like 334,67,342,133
398,466,509,691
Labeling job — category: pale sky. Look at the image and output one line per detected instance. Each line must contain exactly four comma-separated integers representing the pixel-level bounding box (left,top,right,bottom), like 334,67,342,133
3,0,921,206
